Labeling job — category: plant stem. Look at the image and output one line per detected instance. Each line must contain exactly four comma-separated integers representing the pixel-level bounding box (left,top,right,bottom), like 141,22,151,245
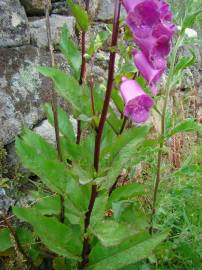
77,0,90,144
94,0,121,172
89,55,96,116
119,116,127,135
150,35,184,234
45,1,64,223
80,1,121,268
45,1,62,162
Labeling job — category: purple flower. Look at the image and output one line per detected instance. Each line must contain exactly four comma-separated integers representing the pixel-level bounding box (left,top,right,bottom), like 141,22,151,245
123,0,176,95
120,77,153,123
133,50,165,95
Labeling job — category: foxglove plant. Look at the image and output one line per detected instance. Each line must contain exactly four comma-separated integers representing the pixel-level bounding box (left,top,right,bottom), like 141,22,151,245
1,0,201,269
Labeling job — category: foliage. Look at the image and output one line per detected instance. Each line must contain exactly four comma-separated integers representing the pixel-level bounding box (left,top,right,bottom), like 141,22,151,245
1,1,202,270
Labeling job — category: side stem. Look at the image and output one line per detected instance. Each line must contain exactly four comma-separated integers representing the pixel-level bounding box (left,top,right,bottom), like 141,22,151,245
80,1,121,268
76,0,90,144
150,35,184,233
45,1,64,222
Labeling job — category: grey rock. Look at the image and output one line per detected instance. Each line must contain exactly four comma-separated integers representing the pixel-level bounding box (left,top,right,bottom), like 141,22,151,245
29,15,76,49
96,0,126,22
0,189,14,215
33,119,56,145
0,0,30,48
0,46,69,145
20,0,51,15
96,0,115,21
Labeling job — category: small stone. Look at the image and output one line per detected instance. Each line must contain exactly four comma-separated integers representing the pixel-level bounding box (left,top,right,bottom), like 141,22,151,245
96,0,126,22
0,189,14,215
29,15,76,49
33,119,56,145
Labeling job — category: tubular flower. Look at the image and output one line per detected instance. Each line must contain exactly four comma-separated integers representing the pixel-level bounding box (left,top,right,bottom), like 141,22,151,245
133,50,165,95
123,0,176,95
120,77,153,124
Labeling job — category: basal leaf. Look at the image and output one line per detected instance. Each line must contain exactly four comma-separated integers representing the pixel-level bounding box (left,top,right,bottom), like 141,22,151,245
90,220,139,247
33,195,61,216
0,228,12,252
16,228,41,263
109,183,146,206
88,232,168,270
22,129,57,161
16,137,90,213
13,208,82,261
90,192,108,226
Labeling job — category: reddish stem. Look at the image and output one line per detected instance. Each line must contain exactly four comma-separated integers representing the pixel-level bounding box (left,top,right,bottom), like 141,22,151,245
76,0,90,144
94,0,121,172
80,1,121,268
89,55,96,115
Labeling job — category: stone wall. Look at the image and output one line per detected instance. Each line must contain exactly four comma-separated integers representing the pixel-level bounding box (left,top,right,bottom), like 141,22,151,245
0,0,117,148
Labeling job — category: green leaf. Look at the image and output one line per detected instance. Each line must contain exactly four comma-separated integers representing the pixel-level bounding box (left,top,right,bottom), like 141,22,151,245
33,195,61,216
16,137,70,194
61,137,80,161
88,232,168,270
174,50,196,74
90,220,139,247
67,0,89,32
45,103,75,142
112,200,133,222
87,31,110,57
0,228,12,252
38,67,82,116
22,129,57,161
13,208,82,261
16,228,41,263
107,107,123,134
101,126,149,188
111,88,124,113
16,137,90,213
60,25,81,79
101,122,116,152
117,203,148,230
182,9,202,32
109,183,146,205
101,126,149,161
91,192,108,226
167,119,202,137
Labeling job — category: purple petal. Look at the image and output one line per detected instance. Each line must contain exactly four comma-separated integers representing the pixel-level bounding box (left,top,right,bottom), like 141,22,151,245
122,0,144,13
120,77,153,124
132,0,160,27
133,50,166,95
